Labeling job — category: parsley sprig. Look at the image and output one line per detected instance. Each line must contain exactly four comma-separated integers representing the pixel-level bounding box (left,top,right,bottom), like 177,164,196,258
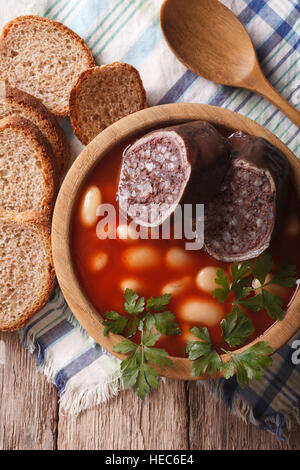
113,327,173,398
186,326,274,388
186,254,296,387
213,253,296,322
103,289,180,399
221,342,273,388
103,290,180,338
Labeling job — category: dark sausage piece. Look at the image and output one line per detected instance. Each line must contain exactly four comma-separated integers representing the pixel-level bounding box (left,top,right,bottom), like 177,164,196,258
117,120,231,227
204,132,290,262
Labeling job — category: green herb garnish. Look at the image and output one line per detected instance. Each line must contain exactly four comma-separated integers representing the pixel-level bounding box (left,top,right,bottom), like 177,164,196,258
185,326,222,376
186,326,274,388
103,289,180,398
103,289,180,338
220,307,254,348
222,342,274,388
113,328,173,398
103,253,296,397
186,253,295,386
102,311,128,336
212,253,296,321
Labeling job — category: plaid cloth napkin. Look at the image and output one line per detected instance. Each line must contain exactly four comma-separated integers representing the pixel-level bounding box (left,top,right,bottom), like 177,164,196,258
3,0,299,437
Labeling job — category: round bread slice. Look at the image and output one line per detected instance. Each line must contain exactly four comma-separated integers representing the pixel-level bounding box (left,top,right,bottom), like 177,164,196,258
0,210,55,331
0,115,57,216
69,62,147,145
0,82,70,174
0,15,96,116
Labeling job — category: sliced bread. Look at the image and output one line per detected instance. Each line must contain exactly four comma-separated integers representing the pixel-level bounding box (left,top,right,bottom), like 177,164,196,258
0,115,56,215
0,82,70,174
69,62,147,145
0,210,55,331
0,15,96,116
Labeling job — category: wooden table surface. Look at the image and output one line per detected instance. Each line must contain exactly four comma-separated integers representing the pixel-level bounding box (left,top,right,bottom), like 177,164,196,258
1,331,299,450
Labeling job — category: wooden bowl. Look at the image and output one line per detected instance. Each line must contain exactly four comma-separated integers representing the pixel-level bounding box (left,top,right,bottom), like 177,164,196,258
52,103,300,380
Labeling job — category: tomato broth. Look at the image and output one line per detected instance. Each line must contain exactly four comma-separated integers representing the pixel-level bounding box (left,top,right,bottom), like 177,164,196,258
71,137,300,358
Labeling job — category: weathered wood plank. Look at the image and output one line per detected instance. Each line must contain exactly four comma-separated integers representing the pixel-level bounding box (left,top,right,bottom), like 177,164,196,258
58,377,300,450
0,332,58,450
1,339,298,451
187,382,300,450
57,379,188,450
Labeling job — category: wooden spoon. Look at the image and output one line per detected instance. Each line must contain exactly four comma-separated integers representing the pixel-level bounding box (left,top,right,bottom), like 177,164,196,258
160,0,300,127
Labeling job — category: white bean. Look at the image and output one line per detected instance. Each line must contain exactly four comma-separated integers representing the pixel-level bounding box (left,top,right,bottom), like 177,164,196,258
122,246,161,270
80,186,102,227
120,278,143,292
196,267,219,293
165,247,192,269
179,298,224,326
161,276,192,296
91,252,108,271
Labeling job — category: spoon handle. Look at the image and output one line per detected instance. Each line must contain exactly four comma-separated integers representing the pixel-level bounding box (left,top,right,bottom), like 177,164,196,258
254,74,300,128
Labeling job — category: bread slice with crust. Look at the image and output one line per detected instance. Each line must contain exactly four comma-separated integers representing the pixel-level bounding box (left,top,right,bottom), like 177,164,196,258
0,210,55,331
0,82,70,174
0,115,56,216
0,15,96,116
69,62,147,145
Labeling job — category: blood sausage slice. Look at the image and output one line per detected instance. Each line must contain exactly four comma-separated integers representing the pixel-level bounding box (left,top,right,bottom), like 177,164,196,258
204,132,290,262
117,120,231,227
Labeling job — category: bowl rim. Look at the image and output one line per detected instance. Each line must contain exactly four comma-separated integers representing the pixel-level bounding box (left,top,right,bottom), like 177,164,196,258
52,103,300,380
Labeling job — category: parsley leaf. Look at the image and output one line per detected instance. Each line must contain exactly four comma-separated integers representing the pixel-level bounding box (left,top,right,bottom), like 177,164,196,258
231,261,252,285
238,294,264,312
146,293,171,311
126,316,141,338
192,351,222,377
146,311,181,336
113,335,165,399
133,364,158,399
106,290,178,399
221,307,254,348
124,288,145,315
142,363,159,390
252,253,274,285
222,342,274,388
239,290,284,320
113,338,138,354
221,360,235,378
186,327,222,376
231,278,252,300
103,311,128,336
142,331,161,347
123,368,139,389
269,262,297,287
261,289,284,320
212,268,230,303
143,346,173,366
